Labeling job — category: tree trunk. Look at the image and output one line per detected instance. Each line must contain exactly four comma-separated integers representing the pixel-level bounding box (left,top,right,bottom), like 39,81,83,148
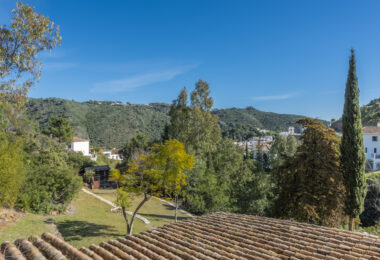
121,206,131,235
128,194,151,235
349,217,355,231
175,195,179,222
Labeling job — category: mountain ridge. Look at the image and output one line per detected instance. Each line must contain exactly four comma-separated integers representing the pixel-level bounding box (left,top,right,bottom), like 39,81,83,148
25,97,320,148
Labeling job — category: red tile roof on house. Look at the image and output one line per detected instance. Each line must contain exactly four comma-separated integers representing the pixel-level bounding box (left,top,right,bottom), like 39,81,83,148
72,136,89,142
363,126,380,134
1,212,379,259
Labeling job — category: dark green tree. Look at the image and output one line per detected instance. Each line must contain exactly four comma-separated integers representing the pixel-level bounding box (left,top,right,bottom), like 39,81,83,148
275,118,345,227
341,49,367,231
121,134,150,162
360,176,380,227
269,134,286,169
47,117,74,145
164,87,191,144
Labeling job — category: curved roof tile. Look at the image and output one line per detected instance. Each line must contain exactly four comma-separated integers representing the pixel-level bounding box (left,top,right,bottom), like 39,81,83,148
1,212,379,259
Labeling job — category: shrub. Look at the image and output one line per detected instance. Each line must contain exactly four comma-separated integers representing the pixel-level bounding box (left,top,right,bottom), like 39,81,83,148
17,166,81,213
0,133,25,208
360,176,380,227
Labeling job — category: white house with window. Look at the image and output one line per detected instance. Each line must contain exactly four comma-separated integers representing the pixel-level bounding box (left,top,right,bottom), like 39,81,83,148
70,137,90,156
363,122,380,171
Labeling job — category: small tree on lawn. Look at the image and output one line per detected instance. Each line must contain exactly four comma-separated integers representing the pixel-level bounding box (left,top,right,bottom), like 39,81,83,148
150,139,194,221
116,139,193,234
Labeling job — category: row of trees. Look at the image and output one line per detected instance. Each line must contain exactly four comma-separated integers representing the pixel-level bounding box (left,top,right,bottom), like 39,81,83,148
271,50,368,230
116,49,371,234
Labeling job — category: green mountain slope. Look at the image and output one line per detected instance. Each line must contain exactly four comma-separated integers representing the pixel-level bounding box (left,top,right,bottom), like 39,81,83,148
331,98,380,132
214,106,305,140
26,98,170,148
362,98,380,124
26,98,310,148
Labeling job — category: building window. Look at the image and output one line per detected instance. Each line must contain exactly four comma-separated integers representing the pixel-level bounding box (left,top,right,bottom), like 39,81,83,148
375,148,377,154
373,136,378,142
365,147,367,153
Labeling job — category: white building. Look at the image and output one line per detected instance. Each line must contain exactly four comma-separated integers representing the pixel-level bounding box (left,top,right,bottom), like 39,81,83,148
363,122,380,171
70,137,90,156
102,149,122,161
279,126,300,137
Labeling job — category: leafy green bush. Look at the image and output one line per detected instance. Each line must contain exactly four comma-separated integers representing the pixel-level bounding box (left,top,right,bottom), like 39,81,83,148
15,133,87,213
17,166,81,213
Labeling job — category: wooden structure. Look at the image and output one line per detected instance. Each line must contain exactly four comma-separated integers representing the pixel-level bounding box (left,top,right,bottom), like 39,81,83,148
84,165,111,189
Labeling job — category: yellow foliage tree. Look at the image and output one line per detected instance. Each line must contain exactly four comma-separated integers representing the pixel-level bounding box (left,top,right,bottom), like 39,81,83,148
116,139,193,234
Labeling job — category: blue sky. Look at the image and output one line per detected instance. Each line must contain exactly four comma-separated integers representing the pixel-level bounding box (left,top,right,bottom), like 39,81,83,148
1,0,380,120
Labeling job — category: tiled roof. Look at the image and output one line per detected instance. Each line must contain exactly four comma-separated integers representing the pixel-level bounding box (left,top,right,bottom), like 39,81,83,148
1,212,380,259
363,126,380,134
72,136,89,142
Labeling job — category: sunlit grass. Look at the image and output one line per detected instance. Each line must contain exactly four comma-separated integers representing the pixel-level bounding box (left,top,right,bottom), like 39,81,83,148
90,188,190,227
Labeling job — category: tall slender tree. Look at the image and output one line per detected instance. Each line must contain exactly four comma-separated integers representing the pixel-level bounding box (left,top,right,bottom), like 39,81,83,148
341,49,366,231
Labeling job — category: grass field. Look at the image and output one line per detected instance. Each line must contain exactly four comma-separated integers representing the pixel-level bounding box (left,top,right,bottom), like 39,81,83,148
52,190,148,248
0,190,148,248
0,214,51,243
90,189,190,227
0,189,190,248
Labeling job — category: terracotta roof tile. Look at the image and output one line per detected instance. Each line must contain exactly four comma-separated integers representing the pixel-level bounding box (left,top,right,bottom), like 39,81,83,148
1,212,380,259
363,126,380,134
72,137,89,142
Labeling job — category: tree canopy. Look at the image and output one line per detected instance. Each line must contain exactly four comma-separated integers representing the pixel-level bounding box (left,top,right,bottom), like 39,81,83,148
116,139,193,234
46,117,74,145
275,118,345,227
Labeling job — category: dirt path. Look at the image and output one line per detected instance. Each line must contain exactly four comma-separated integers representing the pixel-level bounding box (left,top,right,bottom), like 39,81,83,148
81,188,154,229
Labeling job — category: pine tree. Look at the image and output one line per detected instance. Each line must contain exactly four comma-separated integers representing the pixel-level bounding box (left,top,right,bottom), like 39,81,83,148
341,49,367,231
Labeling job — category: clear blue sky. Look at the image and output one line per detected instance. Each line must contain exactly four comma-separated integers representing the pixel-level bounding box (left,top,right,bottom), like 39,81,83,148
1,0,380,120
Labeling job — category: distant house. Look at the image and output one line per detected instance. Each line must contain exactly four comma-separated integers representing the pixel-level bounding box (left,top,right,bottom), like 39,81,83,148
234,136,273,154
363,122,380,171
85,165,111,189
70,137,90,156
103,148,122,160
279,126,301,137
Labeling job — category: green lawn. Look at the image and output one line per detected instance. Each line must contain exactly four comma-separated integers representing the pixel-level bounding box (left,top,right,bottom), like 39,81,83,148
0,190,148,248
0,214,51,243
0,189,189,248
52,190,148,248
90,189,190,227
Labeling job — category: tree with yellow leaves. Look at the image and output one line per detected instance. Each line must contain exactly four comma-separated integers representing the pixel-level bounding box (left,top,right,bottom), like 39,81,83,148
116,139,193,235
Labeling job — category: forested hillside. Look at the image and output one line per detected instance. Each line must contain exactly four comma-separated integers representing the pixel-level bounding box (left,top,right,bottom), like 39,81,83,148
214,107,305,140
26,98,170,148
331,98,380,132
26,98,308,148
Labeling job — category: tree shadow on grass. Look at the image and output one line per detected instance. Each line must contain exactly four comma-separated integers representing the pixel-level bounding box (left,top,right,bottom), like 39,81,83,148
55,220,123,242
162,203,176,211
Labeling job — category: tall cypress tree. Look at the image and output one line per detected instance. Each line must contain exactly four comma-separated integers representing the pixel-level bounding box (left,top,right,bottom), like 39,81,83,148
341,49,366,231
